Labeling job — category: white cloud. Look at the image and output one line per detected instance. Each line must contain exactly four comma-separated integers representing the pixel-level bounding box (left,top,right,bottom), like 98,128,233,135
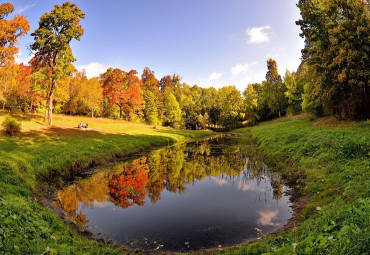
211,177,228,186
77,62,108,78
237,181,265,192
256,210,279,226
207,72,223,82
16,2,37,14
231,61,258,75
266,53,280,59
245,25,271,44
15,50,34,65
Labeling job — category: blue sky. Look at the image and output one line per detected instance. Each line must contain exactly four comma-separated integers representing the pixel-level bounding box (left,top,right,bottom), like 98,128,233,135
9,0,304,91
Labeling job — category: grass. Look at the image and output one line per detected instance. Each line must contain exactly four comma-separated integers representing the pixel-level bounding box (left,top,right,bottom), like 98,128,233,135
0,111,213,254
227,116,369,254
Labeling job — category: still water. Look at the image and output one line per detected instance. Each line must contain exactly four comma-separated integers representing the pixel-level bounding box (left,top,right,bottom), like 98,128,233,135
56,134,292,251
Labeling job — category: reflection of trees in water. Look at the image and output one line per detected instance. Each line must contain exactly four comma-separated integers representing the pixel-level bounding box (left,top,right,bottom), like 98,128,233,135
55,184,89,226
108,158,149,208
56,137,284,226
244,157,284,200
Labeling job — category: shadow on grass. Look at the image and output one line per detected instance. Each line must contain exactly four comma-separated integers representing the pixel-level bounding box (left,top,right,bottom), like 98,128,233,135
0,110,45,122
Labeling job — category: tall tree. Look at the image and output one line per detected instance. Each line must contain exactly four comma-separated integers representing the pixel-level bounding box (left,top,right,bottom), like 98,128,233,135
263,58,287,117
296,0,370,119
0,3,29,66
141,67,161,123
30,2,85,125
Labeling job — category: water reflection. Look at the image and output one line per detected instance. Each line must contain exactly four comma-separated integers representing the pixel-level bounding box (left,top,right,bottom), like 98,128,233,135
56,135,292,251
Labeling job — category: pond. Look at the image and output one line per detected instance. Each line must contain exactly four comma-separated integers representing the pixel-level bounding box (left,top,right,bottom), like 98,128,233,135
55,134,292,251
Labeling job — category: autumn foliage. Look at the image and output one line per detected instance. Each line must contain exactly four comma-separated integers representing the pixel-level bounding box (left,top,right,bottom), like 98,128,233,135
0,3,30,66
101,68,143,120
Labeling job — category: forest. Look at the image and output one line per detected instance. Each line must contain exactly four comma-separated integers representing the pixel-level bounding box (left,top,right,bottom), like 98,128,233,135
1,0,368,131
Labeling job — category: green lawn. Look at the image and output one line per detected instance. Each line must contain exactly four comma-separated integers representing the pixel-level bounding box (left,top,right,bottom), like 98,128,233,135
227,117,369,254
0,112,213,254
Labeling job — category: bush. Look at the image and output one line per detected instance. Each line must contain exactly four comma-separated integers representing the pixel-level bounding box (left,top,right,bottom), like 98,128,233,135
1,116,21,134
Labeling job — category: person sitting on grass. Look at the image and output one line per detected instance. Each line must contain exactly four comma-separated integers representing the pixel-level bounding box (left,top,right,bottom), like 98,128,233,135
79,121,84,128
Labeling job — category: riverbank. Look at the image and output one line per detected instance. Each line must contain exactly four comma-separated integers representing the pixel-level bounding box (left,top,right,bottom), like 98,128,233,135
227,116,369,254
0,112,213,254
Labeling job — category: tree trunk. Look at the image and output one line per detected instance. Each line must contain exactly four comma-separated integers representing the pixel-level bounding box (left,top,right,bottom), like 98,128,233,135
119,105,123,119
44,105,48,121
2,101,5,110
91,109,94,118
46,78,56,126
48,94,53,125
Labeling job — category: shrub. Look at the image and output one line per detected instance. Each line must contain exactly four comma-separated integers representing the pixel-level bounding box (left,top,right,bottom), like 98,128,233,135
1,116,21,134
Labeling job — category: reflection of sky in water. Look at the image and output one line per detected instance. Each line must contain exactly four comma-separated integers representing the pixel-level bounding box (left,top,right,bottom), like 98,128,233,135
57,135,293,251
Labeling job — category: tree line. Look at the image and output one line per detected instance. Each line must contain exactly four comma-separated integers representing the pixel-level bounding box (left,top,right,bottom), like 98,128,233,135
0,0,368,131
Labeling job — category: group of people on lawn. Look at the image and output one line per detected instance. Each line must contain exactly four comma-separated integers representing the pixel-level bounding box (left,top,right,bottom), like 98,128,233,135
78,121,88,129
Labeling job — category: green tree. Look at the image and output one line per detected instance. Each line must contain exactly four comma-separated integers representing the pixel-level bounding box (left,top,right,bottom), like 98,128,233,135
141,67,162,123
263,58,287,118
284,69,303,114
218,85,243,128
299,61,324,115
164,92,182,128
143,90,159,125
296,0,370,119
243,83,260,123
30,2,85,125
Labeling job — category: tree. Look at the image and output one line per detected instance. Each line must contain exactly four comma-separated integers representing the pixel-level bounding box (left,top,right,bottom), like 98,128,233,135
164,92,182,128
284,69,303,114
218,85,243,128
0,61,17,109
141,67,161,123
159,73,181,93
64,70,87,114
30,2,85,125
296,0,370,119
243,83,261,123
263,58,287,118
143,90,159,125
101,68,143,120
141,67,160,93
0,3,29,66
81,77,103,117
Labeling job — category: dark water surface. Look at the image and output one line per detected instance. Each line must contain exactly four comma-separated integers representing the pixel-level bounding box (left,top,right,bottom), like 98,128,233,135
56,134,292,251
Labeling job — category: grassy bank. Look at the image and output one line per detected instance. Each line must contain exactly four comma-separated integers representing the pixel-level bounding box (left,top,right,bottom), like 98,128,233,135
228,116,369,254
0,111,213,254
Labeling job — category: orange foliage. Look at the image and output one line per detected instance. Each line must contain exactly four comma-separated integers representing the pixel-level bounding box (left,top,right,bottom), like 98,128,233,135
101,68,143,119
15,63,43,110
0,3,30,65
108,158,149,208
